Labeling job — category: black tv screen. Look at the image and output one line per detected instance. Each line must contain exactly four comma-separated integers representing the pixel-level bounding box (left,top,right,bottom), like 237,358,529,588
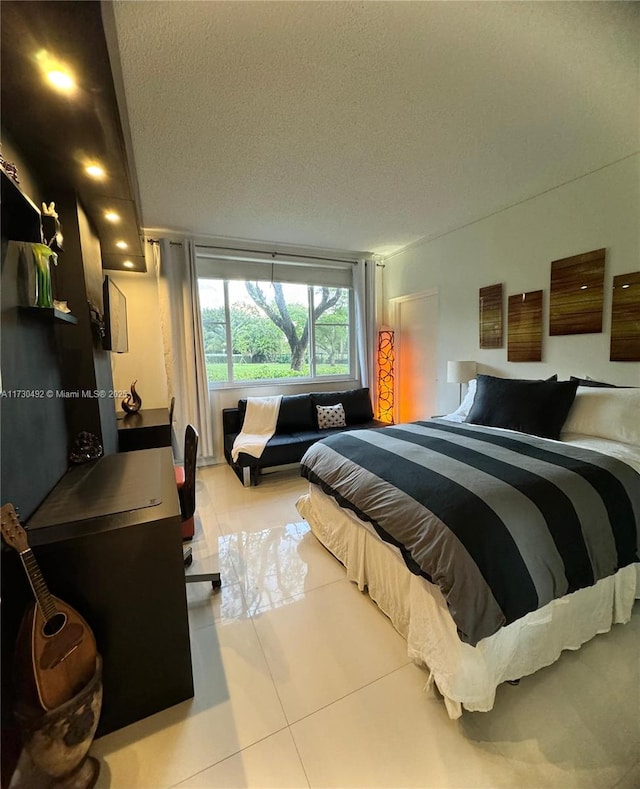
102,276,128,353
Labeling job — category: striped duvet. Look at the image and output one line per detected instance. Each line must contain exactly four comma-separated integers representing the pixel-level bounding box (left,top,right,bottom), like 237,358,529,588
300,420,640,646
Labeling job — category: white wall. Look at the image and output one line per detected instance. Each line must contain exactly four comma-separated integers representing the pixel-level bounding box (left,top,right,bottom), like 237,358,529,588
384,155,640,417
109,269,169,410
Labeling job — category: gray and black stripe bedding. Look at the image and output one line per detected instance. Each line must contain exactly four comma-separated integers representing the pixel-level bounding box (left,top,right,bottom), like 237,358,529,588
300,420,640,647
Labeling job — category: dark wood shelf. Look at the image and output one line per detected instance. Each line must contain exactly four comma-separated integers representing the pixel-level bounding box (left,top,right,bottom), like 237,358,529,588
20,306,78,324
1,169,42,246
1,167,41,216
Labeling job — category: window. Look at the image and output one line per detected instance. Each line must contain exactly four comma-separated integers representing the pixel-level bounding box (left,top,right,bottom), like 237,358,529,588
198,278,354,385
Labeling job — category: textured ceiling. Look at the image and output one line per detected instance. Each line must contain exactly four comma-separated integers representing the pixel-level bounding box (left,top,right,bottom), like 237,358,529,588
111,1,639,256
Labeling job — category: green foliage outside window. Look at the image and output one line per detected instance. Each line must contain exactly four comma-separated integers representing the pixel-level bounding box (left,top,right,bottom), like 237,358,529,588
199,280,351,384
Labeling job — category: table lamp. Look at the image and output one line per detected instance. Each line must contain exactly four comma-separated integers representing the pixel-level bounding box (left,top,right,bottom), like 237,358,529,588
447,361,477,405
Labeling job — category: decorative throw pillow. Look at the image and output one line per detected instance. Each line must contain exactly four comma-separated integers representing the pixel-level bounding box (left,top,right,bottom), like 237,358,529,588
466,374,578,440
311,388,374,424
316,403,347,430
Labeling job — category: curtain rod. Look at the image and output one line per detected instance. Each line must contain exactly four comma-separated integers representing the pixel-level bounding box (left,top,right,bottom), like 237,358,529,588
194,242,358,265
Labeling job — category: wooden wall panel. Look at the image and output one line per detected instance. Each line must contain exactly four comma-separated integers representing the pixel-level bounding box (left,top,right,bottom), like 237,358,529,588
610,271,640,361
508,290,543,362
479,283,503,348
549,248,605,335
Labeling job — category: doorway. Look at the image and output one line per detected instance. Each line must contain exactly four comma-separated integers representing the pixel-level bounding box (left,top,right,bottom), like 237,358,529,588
390,289,438,423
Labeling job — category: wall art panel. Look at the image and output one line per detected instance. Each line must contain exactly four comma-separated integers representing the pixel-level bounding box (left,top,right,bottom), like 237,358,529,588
508,290,543,362
610,271,640,361
549,248,605,335
479,283,503,348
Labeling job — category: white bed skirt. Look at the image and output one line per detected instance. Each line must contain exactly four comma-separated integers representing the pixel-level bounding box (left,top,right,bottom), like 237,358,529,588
297,484,640,719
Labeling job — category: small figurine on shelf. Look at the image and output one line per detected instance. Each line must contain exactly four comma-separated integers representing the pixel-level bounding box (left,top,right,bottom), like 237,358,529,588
41,201,64,251
0,147,20,184
122,381,142,415
69,432,103,465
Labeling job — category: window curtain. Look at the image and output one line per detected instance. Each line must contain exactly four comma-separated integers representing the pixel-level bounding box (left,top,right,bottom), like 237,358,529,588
154,238,214,462
354,258,377,393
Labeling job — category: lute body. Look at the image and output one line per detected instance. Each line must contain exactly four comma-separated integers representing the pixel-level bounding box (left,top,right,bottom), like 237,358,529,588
1,504,97,711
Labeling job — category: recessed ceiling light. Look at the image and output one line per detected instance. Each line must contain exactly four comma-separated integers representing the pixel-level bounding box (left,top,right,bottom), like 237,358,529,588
85,163,105,179
104,211,120,223
46,69,76,93
116,241,128,250
35,50,76,94
123,260,135,269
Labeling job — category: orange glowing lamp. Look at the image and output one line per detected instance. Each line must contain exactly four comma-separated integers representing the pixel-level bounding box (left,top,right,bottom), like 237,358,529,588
377,329,395,423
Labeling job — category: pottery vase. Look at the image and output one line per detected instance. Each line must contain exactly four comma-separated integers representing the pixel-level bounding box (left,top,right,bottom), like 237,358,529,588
14,656,102,789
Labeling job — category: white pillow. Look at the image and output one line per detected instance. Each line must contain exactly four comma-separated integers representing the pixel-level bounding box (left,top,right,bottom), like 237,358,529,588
316,403,347,430
449,378,477,420
561,387,640,446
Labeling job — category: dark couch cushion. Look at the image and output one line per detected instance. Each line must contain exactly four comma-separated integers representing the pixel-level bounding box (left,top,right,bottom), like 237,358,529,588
466,374,579,440
276,393,315,432
238,394,315,433
311,388,374,427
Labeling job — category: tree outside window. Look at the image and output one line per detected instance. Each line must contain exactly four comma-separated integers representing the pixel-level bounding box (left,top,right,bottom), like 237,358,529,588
198,279,352,384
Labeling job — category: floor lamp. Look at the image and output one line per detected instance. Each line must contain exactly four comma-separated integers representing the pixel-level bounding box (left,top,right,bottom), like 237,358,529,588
377,329,395,423
447,361,477,406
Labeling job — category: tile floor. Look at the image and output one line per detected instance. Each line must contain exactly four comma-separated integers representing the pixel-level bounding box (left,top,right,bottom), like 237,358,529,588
15,463,640,788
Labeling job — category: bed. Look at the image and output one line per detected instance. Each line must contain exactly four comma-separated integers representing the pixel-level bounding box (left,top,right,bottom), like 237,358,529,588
296,379,640,718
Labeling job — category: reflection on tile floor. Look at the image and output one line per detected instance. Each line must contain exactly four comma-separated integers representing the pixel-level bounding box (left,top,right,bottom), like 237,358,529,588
13,463,640,788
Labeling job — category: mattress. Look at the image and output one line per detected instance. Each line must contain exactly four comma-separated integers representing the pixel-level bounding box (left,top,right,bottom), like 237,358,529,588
296,430,640,718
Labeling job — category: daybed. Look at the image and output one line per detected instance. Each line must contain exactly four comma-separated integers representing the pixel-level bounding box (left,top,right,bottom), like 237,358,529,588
296,377,640,718
222,387,387,485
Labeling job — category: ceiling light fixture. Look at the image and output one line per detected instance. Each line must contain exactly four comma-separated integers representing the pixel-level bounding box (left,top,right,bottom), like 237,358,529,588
116,241,128,250
104,211,120,223
46,69,76,93
123,260,135,269
85,163,105,179
35,50,76,94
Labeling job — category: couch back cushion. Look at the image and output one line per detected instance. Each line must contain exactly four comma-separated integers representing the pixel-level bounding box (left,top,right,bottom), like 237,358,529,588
311,388,374,427
238,394,315,433
276,394,315,432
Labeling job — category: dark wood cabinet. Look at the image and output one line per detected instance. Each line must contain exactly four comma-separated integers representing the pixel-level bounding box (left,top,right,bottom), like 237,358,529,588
117,408,172,452
1,448,193,739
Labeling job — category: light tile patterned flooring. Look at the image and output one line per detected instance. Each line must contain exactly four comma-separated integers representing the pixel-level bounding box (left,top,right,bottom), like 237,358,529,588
16,463,640,788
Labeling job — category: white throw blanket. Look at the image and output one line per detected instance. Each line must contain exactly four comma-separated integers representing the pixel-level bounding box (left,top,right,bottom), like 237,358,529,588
231,395,283,462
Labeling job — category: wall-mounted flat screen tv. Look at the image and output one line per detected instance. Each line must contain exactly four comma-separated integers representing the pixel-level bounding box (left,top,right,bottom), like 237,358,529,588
102,276,128,353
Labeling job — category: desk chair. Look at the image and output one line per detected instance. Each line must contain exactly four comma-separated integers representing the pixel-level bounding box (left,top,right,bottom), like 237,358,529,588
177,424,221,590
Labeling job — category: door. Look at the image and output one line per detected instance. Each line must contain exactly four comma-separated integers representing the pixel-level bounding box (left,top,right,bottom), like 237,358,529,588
392,290,438,423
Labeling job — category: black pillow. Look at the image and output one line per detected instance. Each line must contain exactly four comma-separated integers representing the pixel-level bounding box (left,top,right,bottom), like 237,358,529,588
466,375,579,440
311,388,374,426
570,376,617,388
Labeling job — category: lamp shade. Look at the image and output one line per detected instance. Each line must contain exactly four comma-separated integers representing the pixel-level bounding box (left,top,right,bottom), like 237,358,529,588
447,360,477,384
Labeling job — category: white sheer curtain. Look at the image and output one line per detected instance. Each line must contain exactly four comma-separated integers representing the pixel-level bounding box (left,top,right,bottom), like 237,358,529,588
154,238,214,462
354,258,377,395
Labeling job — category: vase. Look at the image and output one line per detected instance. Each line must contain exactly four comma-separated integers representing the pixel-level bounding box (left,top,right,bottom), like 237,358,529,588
14,656,102,789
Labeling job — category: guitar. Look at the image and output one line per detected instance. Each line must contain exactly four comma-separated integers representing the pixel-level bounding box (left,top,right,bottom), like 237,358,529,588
1,503,97,711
